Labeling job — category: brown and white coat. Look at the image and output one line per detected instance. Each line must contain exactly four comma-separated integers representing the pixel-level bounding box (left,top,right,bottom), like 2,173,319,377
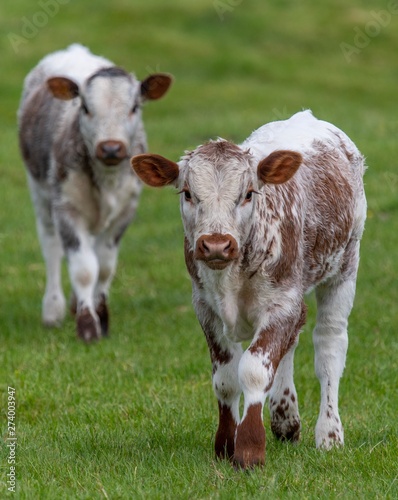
18,44,172,341
132,110,367,468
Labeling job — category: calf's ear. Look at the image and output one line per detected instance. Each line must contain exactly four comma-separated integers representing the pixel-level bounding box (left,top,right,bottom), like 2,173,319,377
131,154,179,187
257,150,302,185
141,74,173,100
47,77,80,100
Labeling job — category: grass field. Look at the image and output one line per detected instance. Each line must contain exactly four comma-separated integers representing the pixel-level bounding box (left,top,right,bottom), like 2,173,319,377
1,0,398,498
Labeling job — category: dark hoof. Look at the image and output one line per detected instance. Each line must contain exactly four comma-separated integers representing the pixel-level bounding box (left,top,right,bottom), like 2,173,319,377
69,293,77,316
271,420,301,443
96,294,109,337
77,308,101,342
233,453,265,471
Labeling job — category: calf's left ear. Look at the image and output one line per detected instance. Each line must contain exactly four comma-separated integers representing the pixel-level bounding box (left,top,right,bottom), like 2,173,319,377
131,154,179,187
141,74,173,100
257,150,302,185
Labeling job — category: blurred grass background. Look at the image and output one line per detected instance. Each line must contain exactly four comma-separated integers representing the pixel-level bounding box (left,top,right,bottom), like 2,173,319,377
0,0,397,498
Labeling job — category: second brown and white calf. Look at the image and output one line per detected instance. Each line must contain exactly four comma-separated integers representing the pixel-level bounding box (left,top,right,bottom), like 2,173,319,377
132,110,367,468
18,44,172,341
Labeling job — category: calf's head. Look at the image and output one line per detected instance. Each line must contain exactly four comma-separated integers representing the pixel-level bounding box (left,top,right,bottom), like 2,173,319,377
131,141,302,270
47,68,172,166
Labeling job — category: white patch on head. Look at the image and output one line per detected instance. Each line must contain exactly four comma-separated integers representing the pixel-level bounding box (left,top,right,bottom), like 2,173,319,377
80,74,141,158
37,44,114,86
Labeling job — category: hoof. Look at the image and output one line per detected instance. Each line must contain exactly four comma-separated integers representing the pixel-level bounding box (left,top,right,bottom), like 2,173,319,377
233,452,265,470
271,419,301,443
315,415,344,449
215,403,237,461
96,294,109,337
42,292,66,327
76,308,101,342
233,403,265,470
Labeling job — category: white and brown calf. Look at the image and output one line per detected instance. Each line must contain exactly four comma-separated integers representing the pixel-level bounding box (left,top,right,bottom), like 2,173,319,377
18,44,172,341
132,110,367,468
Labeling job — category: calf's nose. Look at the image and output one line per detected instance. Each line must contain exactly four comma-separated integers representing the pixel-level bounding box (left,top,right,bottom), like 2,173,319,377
96,140,127,165
195,234,239,269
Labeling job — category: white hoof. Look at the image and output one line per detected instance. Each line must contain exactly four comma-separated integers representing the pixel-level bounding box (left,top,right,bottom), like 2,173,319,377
42,292,66,327
315,415,344,449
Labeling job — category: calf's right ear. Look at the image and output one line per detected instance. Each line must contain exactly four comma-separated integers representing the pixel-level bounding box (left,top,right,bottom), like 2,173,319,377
47,77,79,100
131,154,179,187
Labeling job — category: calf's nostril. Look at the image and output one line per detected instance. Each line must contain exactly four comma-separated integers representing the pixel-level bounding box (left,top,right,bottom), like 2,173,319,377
223,240,231,253
201,240,210,254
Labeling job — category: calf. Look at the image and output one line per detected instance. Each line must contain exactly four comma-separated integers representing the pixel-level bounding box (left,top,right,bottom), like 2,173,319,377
131,110,367,468
18,44,172,341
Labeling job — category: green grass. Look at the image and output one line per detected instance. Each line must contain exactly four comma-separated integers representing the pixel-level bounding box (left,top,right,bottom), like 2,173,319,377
1,0,398,498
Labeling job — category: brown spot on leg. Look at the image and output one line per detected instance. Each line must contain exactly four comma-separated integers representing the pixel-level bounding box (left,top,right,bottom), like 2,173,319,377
215,402,237,461
76,307,100,342
234,403,265,469
96,294,109,337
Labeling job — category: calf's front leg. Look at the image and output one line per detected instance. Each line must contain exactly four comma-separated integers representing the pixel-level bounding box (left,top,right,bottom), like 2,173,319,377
195,299,242,461
235,304,306,469
57,216,101,342
234,347,270,469
56,209,102,341
213,344,243,460
68,241,101,341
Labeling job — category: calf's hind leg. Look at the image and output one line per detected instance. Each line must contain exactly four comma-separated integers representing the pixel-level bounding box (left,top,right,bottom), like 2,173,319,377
313,243,359,448
27,176,65,326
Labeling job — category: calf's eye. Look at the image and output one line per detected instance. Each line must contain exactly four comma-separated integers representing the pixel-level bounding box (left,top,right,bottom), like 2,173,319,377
178,188,194,203
243,189,259,204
